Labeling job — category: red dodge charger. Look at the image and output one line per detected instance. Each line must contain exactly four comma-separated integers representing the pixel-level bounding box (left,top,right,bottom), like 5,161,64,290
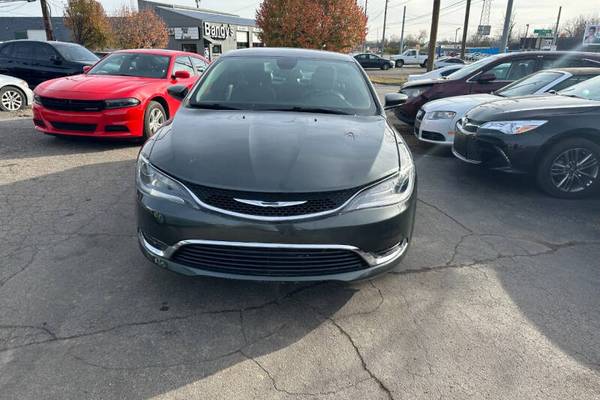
33,49,209,139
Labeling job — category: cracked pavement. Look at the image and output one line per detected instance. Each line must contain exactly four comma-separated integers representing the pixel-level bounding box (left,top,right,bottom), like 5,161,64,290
1,112,599,399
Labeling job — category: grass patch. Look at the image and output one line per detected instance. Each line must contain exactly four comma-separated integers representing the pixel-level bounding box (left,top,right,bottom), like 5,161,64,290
369,76,407,85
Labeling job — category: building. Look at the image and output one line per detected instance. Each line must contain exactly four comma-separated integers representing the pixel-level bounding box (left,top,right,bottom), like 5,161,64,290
139,0,262,60
0,1,262,60
0,17,72,42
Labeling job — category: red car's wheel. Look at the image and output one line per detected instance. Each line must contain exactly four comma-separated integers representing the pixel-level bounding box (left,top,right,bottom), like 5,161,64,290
144,101,166,139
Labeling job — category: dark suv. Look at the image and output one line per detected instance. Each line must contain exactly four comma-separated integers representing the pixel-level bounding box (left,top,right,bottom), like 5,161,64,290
395,51,600,124
0,40,99,87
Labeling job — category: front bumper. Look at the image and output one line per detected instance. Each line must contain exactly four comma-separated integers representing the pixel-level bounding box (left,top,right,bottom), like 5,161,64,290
32,103,145,138
136,188,416,282
452,121,542,173
414,111,455,145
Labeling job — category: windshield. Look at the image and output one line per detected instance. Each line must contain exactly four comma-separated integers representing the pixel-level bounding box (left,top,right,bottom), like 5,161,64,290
558,75,600,101
189,55,378,115
88,53,170,78
446,54,502,80
497,71,564,97
53,43,98,63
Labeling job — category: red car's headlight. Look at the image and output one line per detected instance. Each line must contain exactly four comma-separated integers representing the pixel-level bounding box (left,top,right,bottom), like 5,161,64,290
104,98,141,109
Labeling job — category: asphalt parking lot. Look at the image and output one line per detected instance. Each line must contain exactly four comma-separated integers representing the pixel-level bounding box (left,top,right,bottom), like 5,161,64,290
1,87,600,399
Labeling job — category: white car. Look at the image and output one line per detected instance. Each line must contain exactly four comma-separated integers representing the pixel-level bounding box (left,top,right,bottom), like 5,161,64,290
407,65,463,82
414,68,600,145
0,74,33,111
433,57,465,69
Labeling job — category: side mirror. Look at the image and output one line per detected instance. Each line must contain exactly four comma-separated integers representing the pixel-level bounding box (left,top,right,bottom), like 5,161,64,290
173,70,190,80
50,55,62,65
384,93,408,109
167,85,189,100
476,72,496,83
82,65,91,73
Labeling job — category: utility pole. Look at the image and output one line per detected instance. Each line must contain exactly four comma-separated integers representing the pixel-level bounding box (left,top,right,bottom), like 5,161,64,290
499,0,514,53
39,0,54,41
381,0,389,54
460,0,471,59
525,23,529,38
364,0,368,52
553,6,562,49
399,5,406,53
427,0,440,71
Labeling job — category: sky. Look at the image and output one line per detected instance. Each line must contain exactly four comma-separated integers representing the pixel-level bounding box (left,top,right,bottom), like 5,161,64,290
0,0,598,42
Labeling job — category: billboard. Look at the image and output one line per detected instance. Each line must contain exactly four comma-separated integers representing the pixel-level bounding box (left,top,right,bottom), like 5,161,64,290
583,24,600,46
477,25,491,36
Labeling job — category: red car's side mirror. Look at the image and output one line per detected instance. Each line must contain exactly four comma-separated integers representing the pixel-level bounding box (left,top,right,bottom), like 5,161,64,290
173,70,190,80
82,65,91,73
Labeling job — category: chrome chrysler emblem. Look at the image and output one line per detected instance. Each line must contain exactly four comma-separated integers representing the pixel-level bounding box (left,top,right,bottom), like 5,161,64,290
233,198,307,208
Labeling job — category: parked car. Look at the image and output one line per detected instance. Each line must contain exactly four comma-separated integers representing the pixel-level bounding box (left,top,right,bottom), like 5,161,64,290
434,56,465,69
452,75,600,198
136,47,416,281
0,74,34,111
407,65,463,82
395,51,600,124
32,49,209,139
391,49,428,68
415,67,600,145
354,53,395,70
0,40,99,88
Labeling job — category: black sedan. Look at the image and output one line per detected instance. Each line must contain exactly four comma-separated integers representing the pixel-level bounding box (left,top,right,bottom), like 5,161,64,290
136,48,416,281
354,53,395,70
453,76,600,198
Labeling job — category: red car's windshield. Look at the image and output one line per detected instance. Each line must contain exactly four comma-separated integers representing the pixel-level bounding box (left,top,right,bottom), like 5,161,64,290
89,53,170,79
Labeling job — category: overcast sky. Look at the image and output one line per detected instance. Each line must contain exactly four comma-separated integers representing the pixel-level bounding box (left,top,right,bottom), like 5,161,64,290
0,0,598,42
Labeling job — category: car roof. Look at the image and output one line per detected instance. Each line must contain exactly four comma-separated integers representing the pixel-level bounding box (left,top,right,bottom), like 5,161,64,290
111,48,206,59
501,50,600,58
221,47,353,62
545,67,600,75
0,39,82,47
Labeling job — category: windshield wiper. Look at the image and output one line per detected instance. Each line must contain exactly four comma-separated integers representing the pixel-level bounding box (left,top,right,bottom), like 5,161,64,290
263,106,353,115
188,103,243,110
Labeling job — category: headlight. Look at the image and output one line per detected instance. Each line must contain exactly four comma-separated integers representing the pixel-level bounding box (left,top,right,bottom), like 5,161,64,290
105,98,140,109
136,155,198,208
426,111,456,120
345,142,415,211
400,86,429,99
480,120,547,135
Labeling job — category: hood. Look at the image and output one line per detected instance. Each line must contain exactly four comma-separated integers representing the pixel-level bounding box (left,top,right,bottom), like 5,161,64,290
422,94,500,112
402,78,449,89
466,94,600,121
149,108,400,193
35,74,156,98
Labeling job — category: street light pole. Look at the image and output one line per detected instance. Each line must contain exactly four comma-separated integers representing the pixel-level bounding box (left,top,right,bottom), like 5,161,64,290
499,0,514,53
381,0,389,54
553,6,562,49
455,27,461,48
399,5,406,53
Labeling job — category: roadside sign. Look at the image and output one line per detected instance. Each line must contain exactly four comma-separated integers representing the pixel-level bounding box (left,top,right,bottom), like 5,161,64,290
477,25,491,36
534,29,552,37
583,24,600,46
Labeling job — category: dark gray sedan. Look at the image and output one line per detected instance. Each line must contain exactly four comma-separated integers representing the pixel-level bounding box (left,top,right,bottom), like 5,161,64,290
136,48,416,281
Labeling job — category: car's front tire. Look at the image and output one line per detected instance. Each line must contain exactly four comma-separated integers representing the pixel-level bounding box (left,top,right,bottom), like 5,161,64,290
536,138,600,198
395,60,404,68
382,63,390,70
143,101,166,139
0,86,26,111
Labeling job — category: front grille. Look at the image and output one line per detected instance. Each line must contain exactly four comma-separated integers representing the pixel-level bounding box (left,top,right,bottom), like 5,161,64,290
172,244,369,277
40,96,105,112
182,182,359,218
50,121,97,132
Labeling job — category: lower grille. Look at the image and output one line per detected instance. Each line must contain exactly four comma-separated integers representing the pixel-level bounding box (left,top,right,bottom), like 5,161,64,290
171,244,369,277
51,121,97,132
182,183,359,218
421,130,446,142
